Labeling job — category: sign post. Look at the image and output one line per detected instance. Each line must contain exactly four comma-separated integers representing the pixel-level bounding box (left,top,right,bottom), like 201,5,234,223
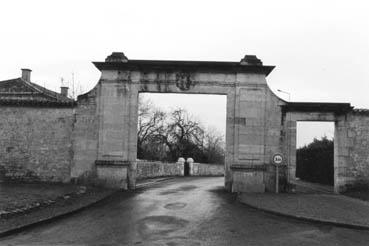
272,153,284,194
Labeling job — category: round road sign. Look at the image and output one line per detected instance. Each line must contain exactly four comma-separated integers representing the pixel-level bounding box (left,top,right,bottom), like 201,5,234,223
272,153,284,165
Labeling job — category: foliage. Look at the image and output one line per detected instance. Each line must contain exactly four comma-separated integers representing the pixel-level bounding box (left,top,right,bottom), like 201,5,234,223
137,96,225,164
296,136,334,185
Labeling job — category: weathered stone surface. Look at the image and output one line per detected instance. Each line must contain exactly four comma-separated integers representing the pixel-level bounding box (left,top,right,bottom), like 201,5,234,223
71,86,99,183
95,164,128,189
338,111,369,191
232,171,265,193
0,107,74,183
136,160,184,179
190,163,224,176
136,160,223,179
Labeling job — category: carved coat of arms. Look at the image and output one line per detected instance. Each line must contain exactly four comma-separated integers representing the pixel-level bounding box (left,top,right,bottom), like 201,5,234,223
175,72,192,91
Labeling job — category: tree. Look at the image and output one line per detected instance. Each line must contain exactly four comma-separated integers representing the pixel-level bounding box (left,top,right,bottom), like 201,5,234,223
158,108,205,162
137,97,225,164
296,136,334,185
202,128,225,164
137,96,167,160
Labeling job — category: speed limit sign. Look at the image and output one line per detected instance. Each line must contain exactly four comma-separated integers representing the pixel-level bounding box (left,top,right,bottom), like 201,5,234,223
272,153,284,194
272,153,284,165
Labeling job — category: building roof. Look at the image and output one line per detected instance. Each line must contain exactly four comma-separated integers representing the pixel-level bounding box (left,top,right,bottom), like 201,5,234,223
0,78,75,107
93,59,275,76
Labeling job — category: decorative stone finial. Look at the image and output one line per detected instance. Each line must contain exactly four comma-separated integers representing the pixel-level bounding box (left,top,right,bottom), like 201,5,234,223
240,55,262,66
105,52,128,62
177,157,185,164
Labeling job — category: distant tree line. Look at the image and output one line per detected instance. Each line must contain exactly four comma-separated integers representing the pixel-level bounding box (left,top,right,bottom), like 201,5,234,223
137,97,225,164
296,137,334,185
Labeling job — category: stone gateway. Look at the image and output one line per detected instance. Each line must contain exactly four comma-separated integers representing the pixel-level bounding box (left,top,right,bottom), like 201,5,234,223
1,52,369,193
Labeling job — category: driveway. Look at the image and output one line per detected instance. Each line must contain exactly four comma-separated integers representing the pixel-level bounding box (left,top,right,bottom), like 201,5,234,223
2,177,369,245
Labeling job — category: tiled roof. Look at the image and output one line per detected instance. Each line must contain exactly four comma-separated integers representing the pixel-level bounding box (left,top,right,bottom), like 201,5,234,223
0,78,75,107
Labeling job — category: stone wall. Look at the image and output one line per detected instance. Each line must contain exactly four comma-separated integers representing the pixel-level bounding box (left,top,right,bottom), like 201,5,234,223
190,163,224,176
95,162,128,189
282,109,369,193
0,106,74,183
71,86,99,183
342,110,369,190
136,160,224,179
230,86,286,193
262,88,286,192
136,160,183,179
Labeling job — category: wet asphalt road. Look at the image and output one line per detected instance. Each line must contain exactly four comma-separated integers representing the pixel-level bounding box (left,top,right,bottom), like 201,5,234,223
2,177,369,245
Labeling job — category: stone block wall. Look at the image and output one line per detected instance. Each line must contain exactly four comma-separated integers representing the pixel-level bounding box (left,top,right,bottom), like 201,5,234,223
0,106,74,183
136,160,184,179
263,89,286,192
190,163,224,176
71,87,99,183
136,160,224,179
343,110,369,190
96,163,128,189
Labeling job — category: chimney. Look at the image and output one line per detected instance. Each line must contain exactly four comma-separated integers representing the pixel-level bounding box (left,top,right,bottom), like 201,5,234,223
60,86,69,97
21,68,32,82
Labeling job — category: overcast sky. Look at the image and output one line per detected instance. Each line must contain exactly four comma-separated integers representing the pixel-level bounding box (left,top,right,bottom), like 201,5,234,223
1,0,368,146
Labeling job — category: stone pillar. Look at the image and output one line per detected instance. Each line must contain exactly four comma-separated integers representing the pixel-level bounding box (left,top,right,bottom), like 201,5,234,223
334,117,350,193
96,69,139,189
286,118,297,182
177,157,185,176
230,79,268,193
187,158,194,176
225,92,236,191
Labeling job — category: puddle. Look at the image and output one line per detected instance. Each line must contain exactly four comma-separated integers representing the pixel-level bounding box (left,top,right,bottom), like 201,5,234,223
164,202,187,210
178,185,197,191
137,216,189,239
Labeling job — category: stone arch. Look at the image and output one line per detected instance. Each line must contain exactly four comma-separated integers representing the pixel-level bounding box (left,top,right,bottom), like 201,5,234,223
71,52,358,193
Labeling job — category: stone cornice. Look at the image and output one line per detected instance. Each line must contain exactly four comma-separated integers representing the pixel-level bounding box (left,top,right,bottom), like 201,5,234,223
93,60,275,77
281,102,353,114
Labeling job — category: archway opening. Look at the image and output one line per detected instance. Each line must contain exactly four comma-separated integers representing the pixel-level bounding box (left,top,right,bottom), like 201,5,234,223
136,92,226,185
295,121,335,192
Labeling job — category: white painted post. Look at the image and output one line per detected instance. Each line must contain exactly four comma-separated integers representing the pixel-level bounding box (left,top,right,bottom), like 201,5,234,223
177,157,185,176
187,158,194,176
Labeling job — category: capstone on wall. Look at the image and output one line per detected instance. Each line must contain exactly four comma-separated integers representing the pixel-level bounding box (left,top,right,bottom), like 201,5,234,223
0,106,74,183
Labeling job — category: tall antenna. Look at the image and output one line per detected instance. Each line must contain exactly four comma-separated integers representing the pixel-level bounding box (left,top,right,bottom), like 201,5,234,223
60,77,64,86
